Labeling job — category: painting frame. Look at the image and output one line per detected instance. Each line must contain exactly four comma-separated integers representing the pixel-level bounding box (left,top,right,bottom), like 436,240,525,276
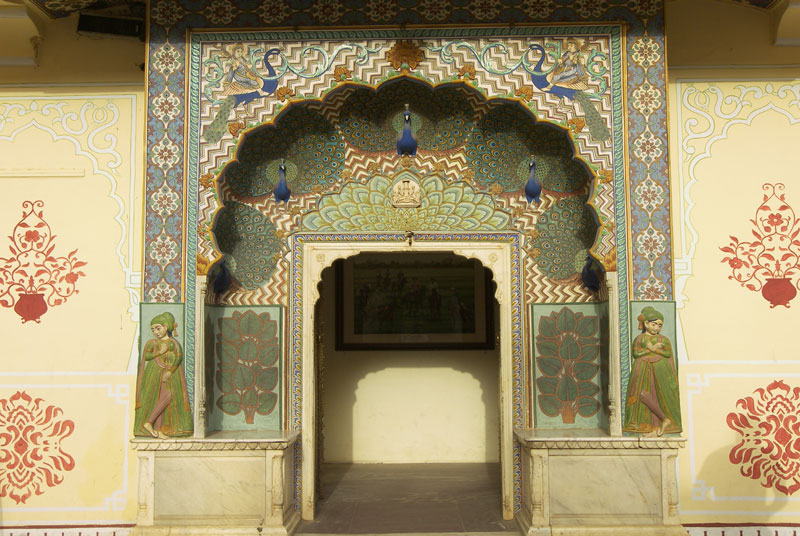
335,253,494,351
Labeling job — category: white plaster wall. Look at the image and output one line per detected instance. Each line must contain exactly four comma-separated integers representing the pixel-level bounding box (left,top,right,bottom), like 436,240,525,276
319,267,500,463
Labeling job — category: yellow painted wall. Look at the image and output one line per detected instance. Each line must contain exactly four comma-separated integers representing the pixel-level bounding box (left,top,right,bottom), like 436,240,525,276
319,267,501,464
0,7,144,527
4,0,800,528
667,0,800,524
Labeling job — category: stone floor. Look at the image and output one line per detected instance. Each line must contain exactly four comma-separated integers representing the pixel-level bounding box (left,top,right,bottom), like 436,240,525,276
297,463,518,534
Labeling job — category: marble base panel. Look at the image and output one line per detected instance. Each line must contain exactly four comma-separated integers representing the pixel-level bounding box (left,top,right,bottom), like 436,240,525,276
515,429,687,536
131,431,299,536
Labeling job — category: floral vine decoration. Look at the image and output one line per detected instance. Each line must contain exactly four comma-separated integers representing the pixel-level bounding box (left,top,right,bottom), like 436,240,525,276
721,183,800,308
0,201,86,323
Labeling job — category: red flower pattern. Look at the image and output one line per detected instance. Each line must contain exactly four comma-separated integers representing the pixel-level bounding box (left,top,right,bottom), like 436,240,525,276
0,391,75,504
727,380,800,496
721,183,800,307
0,201,86,322
768,213,783,227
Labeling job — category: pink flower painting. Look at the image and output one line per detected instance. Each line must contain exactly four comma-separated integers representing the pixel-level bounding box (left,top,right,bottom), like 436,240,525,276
721,183,800,308
0,201,86,323
727,380,800,496
0,391,76,504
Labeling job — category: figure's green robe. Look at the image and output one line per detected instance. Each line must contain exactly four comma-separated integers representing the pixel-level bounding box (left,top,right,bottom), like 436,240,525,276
623,333,682,434
134,338,193,437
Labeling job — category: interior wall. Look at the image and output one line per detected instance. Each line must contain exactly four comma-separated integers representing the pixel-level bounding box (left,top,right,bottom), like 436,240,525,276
319,265,500,464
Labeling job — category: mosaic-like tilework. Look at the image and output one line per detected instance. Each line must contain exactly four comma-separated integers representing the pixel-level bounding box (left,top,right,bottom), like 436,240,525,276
191,33,619,313
146,1,668,308
203,69,605,305
28,0,778,21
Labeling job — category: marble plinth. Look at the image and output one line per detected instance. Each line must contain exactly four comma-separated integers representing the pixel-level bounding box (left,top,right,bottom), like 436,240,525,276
131,430,299,536
515,429,687,536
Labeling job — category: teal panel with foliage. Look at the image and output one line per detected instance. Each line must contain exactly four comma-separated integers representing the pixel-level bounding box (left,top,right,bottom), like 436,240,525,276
531,302,608,430
205,304,282,432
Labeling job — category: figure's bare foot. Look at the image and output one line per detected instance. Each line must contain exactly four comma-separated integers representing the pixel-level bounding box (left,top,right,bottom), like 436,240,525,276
657,418,673,437
157,430,170,439
143,422,158,438
644,429,659,438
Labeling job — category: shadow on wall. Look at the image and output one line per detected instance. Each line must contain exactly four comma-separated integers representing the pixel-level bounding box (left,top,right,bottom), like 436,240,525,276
691,443,792,516
317,264,501,465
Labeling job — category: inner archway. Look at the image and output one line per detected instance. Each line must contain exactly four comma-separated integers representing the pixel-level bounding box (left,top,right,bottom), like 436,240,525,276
301,251,510,532
291,233,523,523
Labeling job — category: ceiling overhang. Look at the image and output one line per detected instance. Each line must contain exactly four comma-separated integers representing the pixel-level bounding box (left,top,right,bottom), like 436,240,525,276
0,2,40,66
773,0,800,45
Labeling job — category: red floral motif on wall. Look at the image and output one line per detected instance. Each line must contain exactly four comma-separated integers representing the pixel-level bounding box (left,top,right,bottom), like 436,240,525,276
0,391,75,504
0,201,86,323
721,183,800,308
727,380,800,495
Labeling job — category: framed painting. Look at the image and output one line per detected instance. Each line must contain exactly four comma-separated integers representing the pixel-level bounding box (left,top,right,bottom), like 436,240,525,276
335,252,494,350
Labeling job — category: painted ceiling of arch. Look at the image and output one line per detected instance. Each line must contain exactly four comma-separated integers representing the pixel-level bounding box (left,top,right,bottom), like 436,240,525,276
28,0,779,20
211,76,599,303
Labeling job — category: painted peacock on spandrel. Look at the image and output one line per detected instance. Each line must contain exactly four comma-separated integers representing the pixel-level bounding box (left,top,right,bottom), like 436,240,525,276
528,44,610,142
203,48,282,145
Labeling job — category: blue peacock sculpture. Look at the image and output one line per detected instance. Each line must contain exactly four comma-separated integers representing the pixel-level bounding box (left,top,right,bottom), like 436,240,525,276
524,158,542,204
273,159,291,204
396,103,418,156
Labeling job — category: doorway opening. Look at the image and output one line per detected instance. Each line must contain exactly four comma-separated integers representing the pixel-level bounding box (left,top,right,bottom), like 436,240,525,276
294,235,521,527
299,251,515,534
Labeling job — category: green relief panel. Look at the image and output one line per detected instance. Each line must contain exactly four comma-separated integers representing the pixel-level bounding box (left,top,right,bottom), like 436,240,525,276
531,302,608,430
135,302,193,438
624,301,681,436
205,304,282,432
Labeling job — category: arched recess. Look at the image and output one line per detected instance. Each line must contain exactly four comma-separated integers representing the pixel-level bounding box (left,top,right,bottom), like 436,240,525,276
290,232,523,521
209,75,601,303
